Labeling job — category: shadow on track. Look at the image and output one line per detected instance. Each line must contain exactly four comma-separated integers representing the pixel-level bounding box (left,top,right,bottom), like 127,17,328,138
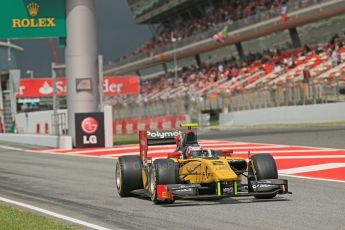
159,197,291,208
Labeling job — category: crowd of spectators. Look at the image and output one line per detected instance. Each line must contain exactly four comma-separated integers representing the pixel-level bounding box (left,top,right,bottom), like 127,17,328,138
107,37,345,106
124,0,289,59
139,36,345,100
140,47,287,97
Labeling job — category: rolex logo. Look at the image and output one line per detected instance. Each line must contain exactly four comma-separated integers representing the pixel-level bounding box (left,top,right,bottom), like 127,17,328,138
12,2,56,29
27,3,40,17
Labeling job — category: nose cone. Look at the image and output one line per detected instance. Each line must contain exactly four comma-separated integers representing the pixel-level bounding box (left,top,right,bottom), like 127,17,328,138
208,159,238,181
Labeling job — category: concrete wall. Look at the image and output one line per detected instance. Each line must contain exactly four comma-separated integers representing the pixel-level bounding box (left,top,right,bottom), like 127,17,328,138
0,134,72,149
220,102,345,126
15,110,67,134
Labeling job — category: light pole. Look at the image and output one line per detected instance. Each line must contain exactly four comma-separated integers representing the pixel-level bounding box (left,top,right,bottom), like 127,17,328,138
26,70,34,79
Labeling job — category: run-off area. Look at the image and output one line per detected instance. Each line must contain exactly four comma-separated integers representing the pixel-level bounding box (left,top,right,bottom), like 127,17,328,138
35,140,345,182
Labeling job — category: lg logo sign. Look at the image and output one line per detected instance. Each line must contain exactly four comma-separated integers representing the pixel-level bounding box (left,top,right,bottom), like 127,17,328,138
76,113,105,148
81,117,98,144
81,117,98,134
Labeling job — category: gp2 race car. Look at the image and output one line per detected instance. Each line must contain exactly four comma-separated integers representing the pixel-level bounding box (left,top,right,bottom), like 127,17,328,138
115,124,291,204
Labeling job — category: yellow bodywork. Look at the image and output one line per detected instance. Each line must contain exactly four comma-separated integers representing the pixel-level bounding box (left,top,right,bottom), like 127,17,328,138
172,157,238,183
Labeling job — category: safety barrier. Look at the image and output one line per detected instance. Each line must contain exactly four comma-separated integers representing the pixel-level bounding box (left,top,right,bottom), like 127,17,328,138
113,79,345,121
0,133,72,149
220,102,345,126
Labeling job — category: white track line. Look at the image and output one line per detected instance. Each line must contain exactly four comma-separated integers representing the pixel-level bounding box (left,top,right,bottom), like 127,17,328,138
274,155,345,159
0,144,25,151
40,142,269,154
203,145,288,149
25,149,115,160
233,149,343,154
0,196,114,230
101,145,288,157
278,163,345,174
108,154,345,160
280,174,345,184
103,148,343,157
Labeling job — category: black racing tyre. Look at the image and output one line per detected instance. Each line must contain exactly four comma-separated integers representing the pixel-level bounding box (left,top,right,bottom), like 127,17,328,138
116,156,143,197
250,154,278,180
250,154,278,199
149,159,179,204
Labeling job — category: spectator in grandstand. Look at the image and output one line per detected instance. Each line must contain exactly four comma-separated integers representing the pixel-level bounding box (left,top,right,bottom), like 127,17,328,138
288,56,296,68
303,67,311,83
301,44,312,56
330,48,341,67
280,0,288,22
275,64,283,74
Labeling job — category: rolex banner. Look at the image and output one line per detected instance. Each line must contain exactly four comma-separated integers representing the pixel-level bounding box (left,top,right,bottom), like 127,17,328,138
0,0,66,39
75,113,105,148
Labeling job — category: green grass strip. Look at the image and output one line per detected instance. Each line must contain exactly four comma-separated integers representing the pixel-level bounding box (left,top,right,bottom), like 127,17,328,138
113,134,138,145
0,202,77,230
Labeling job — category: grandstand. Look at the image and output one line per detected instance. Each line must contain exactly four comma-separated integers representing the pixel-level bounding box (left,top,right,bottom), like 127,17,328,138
104,0,345,132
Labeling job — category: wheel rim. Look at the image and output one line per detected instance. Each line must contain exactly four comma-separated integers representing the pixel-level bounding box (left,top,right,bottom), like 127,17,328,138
150,169,156,199
116,162,121,191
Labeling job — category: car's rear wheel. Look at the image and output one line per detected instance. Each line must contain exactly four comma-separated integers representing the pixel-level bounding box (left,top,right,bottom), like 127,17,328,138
149,159,179,204
249,154,278,199
116,156,143,197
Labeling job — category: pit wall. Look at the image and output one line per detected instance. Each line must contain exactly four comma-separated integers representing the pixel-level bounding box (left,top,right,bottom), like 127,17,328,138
220,102,345,126
0,133,72,149
15,110,68,135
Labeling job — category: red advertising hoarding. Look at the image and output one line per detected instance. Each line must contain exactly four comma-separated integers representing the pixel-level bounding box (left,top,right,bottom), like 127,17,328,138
16,76,139,98
103,76,139,95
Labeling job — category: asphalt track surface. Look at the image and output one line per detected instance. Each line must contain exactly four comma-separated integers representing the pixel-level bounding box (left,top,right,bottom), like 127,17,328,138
1,126,345,230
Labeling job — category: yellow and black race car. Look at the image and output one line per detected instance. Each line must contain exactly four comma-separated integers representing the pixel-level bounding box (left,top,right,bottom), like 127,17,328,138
115,124,291,204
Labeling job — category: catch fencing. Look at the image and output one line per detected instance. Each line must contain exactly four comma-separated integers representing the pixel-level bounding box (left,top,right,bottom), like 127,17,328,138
112,78,345,123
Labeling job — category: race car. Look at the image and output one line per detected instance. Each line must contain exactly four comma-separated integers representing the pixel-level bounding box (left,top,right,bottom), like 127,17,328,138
115,124,291,204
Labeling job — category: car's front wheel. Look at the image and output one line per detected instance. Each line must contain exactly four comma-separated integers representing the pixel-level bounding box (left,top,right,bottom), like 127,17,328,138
116,155,143,197
149,159,179,204
249,153,278,199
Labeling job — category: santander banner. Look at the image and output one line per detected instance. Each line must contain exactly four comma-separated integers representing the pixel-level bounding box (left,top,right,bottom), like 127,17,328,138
16,76,139,98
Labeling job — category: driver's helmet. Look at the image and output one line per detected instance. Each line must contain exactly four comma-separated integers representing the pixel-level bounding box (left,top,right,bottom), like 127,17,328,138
185,145,205,159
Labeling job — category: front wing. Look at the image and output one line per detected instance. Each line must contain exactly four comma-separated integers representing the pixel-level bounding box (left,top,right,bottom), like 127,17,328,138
155,179,291,201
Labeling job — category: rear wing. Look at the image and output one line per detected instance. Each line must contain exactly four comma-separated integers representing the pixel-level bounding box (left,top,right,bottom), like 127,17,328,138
139,130,181,163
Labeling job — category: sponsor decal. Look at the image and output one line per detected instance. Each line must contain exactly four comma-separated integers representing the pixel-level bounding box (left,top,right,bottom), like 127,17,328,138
81,117,98,134
39,81,53,95
146,130,181,139
17,76,139,98
223,186,233,194
75,113,104,148
12,2,56,29
17,78,66,98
